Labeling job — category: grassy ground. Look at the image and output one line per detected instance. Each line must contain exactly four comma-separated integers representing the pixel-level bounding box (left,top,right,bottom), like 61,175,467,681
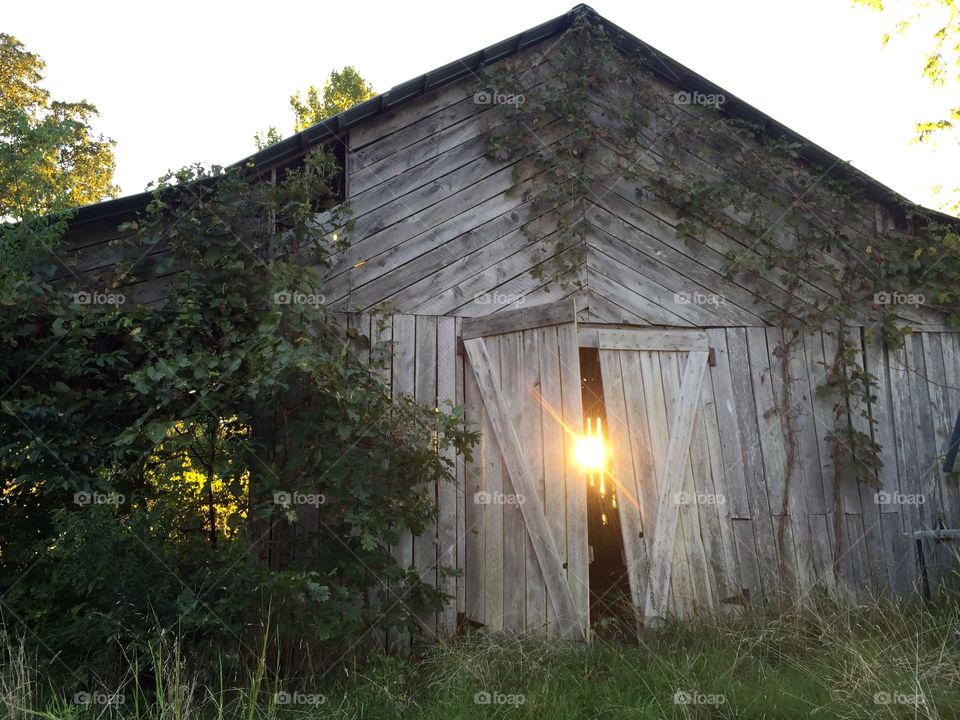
3,600,959,719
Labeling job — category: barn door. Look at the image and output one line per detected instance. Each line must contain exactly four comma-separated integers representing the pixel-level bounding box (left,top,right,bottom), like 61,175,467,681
462,299,588,640
586,328,709,625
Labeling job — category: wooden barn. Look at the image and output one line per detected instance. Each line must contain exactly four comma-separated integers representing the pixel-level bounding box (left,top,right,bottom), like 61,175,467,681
62,5,960,642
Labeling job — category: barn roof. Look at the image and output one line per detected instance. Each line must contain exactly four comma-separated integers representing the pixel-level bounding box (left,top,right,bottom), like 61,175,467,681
70,4,956,227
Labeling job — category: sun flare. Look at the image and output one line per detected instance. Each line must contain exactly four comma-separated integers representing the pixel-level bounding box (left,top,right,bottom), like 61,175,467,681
574,417,606,472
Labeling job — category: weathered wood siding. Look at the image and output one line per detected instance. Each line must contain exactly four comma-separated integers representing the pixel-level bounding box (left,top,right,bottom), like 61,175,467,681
336,309,959,633
57,28,960,635
328,48,945,333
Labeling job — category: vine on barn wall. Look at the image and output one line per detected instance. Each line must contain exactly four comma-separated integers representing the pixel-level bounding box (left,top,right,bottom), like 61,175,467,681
476,10,960,572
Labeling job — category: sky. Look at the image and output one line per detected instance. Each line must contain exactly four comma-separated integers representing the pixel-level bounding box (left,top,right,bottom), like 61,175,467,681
5,0,958,213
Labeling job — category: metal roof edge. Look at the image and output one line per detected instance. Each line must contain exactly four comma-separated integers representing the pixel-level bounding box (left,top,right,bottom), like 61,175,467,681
66,3,958,228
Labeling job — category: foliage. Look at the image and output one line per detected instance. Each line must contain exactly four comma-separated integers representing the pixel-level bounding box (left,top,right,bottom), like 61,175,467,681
476,10,960,578
291,66,376,132
0,33,118,219
853,0,960,213
4,600,959,718
0,147,476,685
255,66,375,149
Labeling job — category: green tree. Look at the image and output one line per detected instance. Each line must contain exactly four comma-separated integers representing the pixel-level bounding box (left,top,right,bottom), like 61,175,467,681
854,0,959,213
0,34,118,218
254,66,375,149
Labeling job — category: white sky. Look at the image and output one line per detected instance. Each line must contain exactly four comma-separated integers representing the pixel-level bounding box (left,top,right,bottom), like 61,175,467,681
5,0,958,212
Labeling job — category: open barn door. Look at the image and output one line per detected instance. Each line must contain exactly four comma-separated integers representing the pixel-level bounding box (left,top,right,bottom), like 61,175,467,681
461,299,588,641
581,328,709,626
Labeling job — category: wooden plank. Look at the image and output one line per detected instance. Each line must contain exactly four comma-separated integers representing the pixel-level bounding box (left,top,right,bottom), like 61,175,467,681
774,328,823,597
643,350,709,622
586,235,741,327
326,150,553,287
380,202,550,311
863,331,903,597
480,335,504,632
764,327,816,599
408,227,568,317
390,314,416,651
586,265,693,327
598,350,646,632
677,352,720,613
725,328,780,602
350,134,489,217
845,328,887,599
463,341,485,626
920,333,952,591
746,327,796,598
499,330,526,633
806,513,837,595
557,319,590,636
939,333,960,589
461,298,577,340
580,289,650,325
586,253,698,326
330,189,541,310
453,316,467,620
521,328,548,634
820,322,865,624
638,352,670,549
537,325,565,638
881,511,914,597
730,518,762,606
585,201,771,326
367,315,392,648
589,328,708,353
436,316,458,635
660,353,698,618
464,336,585,640
703,329,751,518
907,334,942,591
450,247,583,318
414,316,438,636
349,78,475,152
587,218,766,326
888,338,923,595
696,354,742,611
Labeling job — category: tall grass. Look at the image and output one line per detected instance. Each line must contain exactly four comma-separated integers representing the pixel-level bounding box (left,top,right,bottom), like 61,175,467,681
2,599,958,719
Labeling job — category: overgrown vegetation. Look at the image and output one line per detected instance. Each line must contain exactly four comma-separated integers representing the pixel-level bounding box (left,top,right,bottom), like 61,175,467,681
0,148,475,688
2,601,958,718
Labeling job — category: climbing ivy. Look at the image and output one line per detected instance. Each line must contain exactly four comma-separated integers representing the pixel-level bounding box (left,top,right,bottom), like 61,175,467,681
476,9,960,576
0,148,477,684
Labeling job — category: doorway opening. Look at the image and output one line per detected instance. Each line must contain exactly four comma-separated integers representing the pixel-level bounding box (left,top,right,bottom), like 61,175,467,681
579,347,632,634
